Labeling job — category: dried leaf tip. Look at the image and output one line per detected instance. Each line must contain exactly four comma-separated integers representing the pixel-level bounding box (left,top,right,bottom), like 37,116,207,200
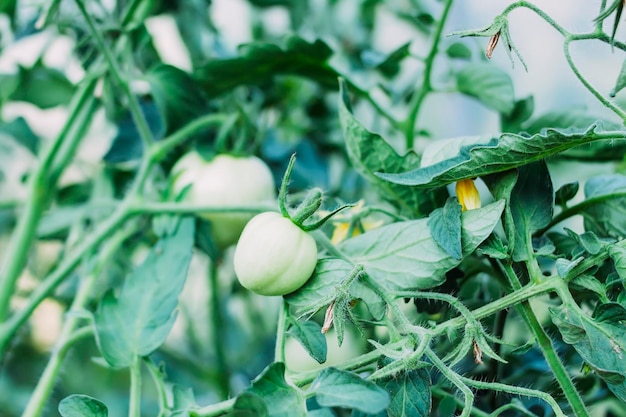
322,301,335,334
473,339,484,365
486,31,501,59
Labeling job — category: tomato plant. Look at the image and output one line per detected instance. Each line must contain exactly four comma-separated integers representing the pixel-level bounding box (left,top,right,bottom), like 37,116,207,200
2,1,626,417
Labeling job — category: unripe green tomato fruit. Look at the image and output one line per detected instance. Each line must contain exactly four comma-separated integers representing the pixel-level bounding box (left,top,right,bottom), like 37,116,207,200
234,212,318,296
171,152,276,248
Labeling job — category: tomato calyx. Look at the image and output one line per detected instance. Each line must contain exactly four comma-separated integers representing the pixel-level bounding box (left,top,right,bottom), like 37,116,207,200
278,153,356,231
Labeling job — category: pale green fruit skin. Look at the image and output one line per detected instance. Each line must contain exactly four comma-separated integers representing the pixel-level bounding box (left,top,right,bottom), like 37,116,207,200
234,212,318,296
171,152,276,248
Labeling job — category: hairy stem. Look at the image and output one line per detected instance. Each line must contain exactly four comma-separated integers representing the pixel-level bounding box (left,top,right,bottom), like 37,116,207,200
425,347,473,417
129,358,142,417
21,327,93,417
208,259,230,400
432,387,490,417
191,398,236,417
563,37,626,121
437,278,558,335
500,262,590,417
74,0,155,149
0,78,97,322
502,1,568,36
460,375,566,417
21,224,137,417
401,0,454,150
274,300,288,363
144,357,169,417
149,113,229,161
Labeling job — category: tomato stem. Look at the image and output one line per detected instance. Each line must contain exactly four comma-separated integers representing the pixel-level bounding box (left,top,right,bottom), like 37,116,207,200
274,300,289,363
208,259,230,400
278,153,297,218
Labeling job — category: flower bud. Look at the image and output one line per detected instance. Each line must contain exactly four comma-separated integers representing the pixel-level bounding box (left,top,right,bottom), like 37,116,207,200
456,179,481,211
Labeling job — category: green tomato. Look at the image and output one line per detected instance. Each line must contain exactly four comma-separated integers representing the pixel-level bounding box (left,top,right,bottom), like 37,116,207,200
234,212,318,296
171,152,276,248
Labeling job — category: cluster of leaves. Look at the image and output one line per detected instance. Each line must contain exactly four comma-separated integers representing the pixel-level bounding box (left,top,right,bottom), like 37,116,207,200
1,1,626,417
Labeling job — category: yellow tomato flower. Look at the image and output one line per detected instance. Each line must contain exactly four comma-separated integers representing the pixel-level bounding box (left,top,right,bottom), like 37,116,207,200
321,200,383,244
456,179,481,211
330,222,357,244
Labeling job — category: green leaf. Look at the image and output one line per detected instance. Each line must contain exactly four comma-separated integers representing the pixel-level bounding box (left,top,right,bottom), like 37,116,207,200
146,64,209,136
375,42,411,78
593,302,626,323
37,205,87,239
310,367,390,413
576,231,606,255
0,0,16,21
379,368,431,417
233,392,268,417
285,258,354,316
287,320,327,364
338,200,504,291
12,64,75,108
375,124,625,188
307,409,336,417
238,363,306,417
550,304,626,402
339,79,446,217
288,202,503,314
595,0,623,25
194,36,338,97
58,395,108,417
348,279,387,320
103,102,163,163
533,236,555,256
94,217,195,367
501,96,534,133
0,73,20,102
509,161,553,262
171,385,199,412
522,110,626,160
247,0,292,6
483,170,518,255
437,395,457,417
583,175,626,238
594,0,624,46
0,117,39,155
555,257,583,278
547,231,579,257
549,306,586,344
477,234,509,259
419,135,491,169
456,62,515,115
569,275,608,302
609,243,626,280
611,56,626,97
555,182,579,206
446,42,472,60
522,110,622,135
427,197,462,260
